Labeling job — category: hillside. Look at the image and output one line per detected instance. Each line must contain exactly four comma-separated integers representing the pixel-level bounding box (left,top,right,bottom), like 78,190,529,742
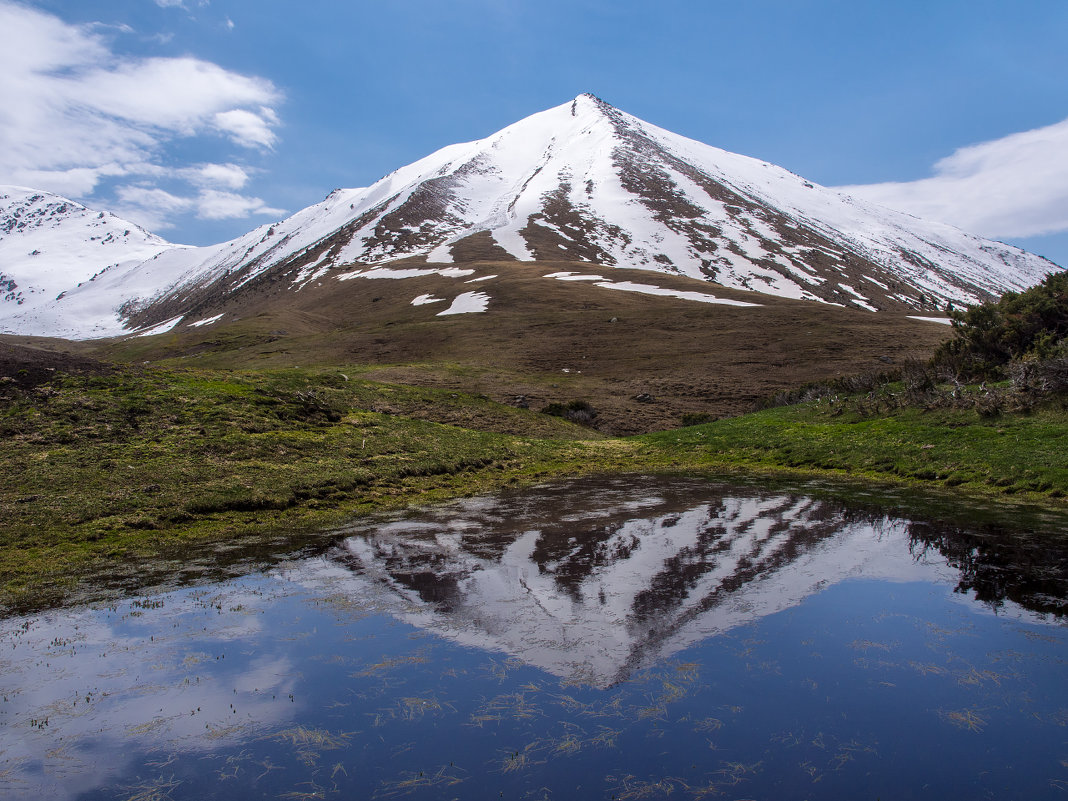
85,261,955,434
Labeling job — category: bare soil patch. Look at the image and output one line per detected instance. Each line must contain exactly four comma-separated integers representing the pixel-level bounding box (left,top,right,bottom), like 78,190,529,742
0,339,115,392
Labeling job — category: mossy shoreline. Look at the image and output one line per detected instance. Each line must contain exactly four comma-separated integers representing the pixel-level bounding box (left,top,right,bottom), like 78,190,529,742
2,364,1066,616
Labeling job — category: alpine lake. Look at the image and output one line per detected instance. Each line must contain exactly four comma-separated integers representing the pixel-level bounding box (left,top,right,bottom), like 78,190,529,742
2,474,1066,800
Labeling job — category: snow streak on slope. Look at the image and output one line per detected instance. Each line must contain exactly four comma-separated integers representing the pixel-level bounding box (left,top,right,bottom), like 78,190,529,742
2,95,1061,338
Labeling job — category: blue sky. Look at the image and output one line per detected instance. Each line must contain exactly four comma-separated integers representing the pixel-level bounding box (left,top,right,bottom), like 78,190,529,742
3,0,1067,267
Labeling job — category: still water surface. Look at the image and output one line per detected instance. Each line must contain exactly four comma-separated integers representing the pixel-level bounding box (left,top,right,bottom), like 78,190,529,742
2,476,1066,799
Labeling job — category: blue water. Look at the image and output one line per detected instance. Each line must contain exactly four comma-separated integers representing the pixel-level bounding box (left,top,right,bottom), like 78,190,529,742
1,477,1065,800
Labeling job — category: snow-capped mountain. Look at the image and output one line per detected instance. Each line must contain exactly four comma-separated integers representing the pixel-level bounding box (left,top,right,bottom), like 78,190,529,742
1,94,1060,339
0,186,178,333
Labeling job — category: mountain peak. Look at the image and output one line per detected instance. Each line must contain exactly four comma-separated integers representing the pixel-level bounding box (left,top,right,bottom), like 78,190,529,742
572,91,611,108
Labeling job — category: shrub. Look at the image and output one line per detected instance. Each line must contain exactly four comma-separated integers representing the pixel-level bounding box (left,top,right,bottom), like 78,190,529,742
934,272,1068,380
1009,356,1068,396
756,368,896,410
680,412,718,426
541,399,598,426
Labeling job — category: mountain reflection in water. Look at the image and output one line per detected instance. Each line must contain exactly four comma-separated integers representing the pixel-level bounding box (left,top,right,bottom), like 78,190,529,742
4,476,1067,801
328,476,1067,686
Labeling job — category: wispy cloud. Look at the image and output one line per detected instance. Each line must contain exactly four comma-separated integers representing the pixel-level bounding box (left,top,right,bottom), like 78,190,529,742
111,161,281,229
213,108,279,149
153,0,209,10
196,190,285,220
0,1,282,229
112,182,284,230
837,117,1068,239
188,163,251,190
112,185,194,230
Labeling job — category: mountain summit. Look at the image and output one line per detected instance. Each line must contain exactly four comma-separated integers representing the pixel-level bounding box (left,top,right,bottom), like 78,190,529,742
0,94,1059,338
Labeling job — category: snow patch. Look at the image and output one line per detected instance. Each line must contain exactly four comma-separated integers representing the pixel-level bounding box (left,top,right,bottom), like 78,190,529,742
837,282,879,311
438,267,476,277
131,316,183,337
545,270,760,306
464,274,497,283
532,218,575,241
862,275,890,290
292,262,332,291
594,281,761,307
907,316,954,325
425,241,456,263
436,291,490,316
490,228,534,261
544,271,605,281
411,294,444,306
187,313,224,327
338,266,476,281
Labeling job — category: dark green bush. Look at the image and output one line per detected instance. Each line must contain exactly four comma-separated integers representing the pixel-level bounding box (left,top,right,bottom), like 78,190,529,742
680,412,718,426
541,399,598,426
934,272,1068,379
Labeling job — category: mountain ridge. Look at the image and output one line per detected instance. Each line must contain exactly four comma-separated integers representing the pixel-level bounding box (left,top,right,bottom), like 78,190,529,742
0,94,1060,339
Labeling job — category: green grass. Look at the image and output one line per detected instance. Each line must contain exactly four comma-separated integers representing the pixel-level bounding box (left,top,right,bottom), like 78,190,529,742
638,402,1068,498
0,366,634,609
2,364,1066,614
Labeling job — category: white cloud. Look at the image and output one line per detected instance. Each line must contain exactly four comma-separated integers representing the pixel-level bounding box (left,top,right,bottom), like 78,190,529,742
189,163,250,190
0,2,106,73
116,185,194,211
837,117,1068,239
213,108,279,149
76,58,279,141
11,165,127,197
112,183,283,229
195,189,284,220
86,21,135,35
153,0,209,9
113,185,195,229
0,1,282,228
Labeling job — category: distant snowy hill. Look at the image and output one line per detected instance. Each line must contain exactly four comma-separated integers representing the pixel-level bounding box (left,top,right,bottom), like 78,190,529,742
0,187,178,336
0,94,1060,339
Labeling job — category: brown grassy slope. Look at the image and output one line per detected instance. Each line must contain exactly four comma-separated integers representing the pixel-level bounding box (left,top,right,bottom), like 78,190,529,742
92,261,952,434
